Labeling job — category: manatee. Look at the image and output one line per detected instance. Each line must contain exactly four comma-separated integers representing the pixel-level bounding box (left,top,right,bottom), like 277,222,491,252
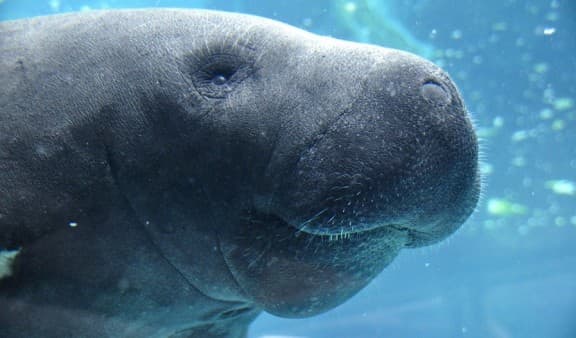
0,9,480,338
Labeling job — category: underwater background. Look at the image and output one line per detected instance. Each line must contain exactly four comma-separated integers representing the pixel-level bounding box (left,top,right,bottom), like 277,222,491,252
1,0,575,337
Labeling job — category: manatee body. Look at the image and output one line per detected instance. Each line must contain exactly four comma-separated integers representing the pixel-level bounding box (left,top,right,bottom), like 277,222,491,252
0,9,479,338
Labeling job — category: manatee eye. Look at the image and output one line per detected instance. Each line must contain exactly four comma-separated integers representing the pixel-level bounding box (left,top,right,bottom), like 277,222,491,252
211,74,228,86
208,63,238,86
190,53,252,99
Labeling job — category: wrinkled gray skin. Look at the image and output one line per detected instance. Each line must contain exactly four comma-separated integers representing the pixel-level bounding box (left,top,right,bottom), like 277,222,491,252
0,9,479,338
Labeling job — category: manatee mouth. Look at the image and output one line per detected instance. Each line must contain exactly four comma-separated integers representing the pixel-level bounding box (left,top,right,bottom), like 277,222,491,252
296,220,428,247
249,200,407,238
294,208,393,236
273,208,430,247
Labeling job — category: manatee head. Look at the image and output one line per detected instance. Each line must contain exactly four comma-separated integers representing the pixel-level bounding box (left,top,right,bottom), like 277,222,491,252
167,14,481,317
96,10,479,319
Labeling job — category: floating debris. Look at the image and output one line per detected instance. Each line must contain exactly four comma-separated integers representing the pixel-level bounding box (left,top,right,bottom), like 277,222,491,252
49,0,60,11
491,22,508,31
551,119,565,130
487,198,527,216
511,130,529,142
543,27,556,35
512,156,526,167
546,180,575,196
555,217,566,227
343,1,357,13
553,97,574,111
451,29,463,40
493,116,504,128
539,108,554,119
533,62,549,74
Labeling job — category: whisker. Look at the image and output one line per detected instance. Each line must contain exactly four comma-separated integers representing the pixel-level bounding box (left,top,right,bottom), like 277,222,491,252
297,207,328,229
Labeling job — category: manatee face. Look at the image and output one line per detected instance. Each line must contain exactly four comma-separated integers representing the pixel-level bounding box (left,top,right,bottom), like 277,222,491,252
148,15,480,317
0,9,479,334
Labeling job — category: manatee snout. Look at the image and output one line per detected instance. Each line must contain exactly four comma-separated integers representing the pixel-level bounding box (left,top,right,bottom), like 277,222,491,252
272,51,479,247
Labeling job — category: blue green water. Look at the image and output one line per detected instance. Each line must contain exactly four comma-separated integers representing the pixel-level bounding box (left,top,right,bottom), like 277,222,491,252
1,0,575,337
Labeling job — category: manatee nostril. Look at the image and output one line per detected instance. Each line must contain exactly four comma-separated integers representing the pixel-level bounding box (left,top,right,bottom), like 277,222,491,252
420,81,451,107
